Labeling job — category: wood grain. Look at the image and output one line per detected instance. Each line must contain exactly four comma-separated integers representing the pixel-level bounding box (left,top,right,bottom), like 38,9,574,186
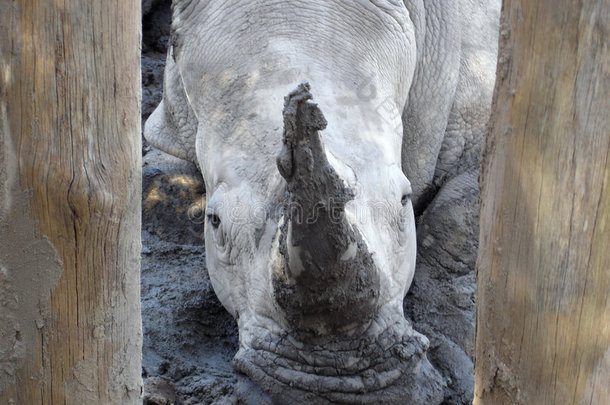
475,0,610,404
0,1,142,403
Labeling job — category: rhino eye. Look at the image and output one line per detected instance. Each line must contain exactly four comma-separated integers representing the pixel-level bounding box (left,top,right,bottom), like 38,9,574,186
401,193,412,207
207,213,221,229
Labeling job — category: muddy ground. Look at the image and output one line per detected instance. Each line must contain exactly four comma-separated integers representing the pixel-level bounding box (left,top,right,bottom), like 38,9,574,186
141,2,478,404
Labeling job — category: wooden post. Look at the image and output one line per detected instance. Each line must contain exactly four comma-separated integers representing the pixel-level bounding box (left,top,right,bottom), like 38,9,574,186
475,0,609,404
0,1,142,403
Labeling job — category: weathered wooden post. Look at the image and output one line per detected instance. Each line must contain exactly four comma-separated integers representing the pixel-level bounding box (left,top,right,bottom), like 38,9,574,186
0,1,142,403
475,0,609,404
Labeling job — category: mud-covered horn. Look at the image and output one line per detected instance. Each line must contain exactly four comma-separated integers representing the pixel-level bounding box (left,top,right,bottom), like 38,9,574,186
274,83,380,337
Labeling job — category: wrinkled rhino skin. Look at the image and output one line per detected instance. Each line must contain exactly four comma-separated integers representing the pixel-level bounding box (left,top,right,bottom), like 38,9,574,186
145,1,499,403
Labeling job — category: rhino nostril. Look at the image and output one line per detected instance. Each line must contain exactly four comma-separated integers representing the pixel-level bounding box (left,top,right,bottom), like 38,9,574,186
207,213,221,229
401,193,412,207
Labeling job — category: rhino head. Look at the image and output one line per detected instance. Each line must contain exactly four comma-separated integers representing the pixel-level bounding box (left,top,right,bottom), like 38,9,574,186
145,1,445,403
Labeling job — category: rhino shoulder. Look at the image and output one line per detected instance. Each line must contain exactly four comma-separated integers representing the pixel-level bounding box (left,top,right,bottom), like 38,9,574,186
434,0,501,186
401,0,463,212
144,46,199,164
401,0,500,212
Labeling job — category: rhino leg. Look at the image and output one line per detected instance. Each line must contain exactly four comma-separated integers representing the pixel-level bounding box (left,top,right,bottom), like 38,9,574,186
404,168,480,404
401,0,499,213
433,1,500,188
401,1,462,213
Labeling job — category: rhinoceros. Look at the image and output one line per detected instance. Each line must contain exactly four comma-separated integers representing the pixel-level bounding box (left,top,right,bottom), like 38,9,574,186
145,0,500,403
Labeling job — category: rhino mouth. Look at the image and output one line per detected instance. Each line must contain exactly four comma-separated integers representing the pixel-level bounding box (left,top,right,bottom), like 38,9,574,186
232,303,445,404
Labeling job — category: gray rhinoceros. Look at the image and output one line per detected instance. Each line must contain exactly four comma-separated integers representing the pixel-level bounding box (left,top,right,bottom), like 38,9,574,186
145,1,500,403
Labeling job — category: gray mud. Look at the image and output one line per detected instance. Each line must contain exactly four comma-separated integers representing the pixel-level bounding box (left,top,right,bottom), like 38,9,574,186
141,2,477,403
141,150,273,404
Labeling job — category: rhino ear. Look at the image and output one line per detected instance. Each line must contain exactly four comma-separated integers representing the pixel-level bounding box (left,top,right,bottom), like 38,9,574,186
144,45,199,164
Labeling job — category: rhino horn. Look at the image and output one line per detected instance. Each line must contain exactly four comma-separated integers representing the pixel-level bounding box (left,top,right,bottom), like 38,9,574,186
274,83,380,337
